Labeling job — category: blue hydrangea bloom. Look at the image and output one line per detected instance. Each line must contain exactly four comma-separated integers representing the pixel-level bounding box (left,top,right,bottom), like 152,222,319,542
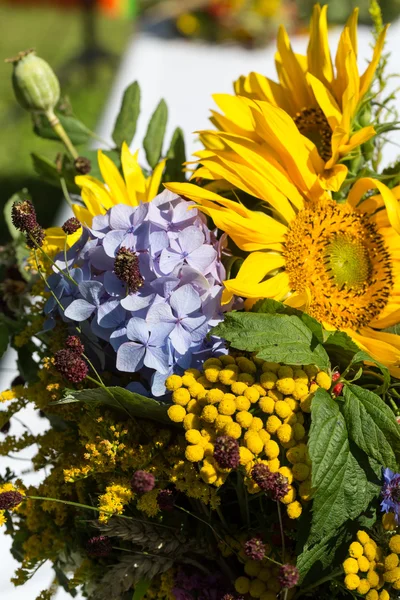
46,190,227,395
381,467,400,522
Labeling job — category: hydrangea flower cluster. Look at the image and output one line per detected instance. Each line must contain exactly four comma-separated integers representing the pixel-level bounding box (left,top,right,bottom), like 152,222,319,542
45,191,226,395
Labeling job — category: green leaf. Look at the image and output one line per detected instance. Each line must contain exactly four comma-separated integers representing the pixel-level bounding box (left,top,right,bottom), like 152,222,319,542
112,81,141,148
308,389,380,543
164,127,186,182
253,298,325,344
143,99,168,169
31,153,79,192
132,579,151,600
296,526,348,584
342,384,400,469
56,386,170,424
32,113,91,145
212,312,330,369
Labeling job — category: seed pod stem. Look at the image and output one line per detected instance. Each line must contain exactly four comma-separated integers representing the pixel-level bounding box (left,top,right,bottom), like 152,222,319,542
45,107,79,160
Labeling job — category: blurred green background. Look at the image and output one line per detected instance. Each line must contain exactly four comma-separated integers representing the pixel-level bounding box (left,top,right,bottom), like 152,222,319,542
0,3,131,240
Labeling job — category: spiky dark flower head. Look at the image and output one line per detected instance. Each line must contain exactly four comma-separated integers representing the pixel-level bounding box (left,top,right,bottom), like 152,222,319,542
131,470,155,493
1,421,11,435
114,247,144,292
11,199,37,232
65,335,85,356
244,536,266,561
0,490,24,510
74,156,91,174
251,463,289,501
54,348,88,383
62,217,81,235
213,435,240,469
278,564,299,589
86,535,112,557
157,489,174,511
26,224,45,249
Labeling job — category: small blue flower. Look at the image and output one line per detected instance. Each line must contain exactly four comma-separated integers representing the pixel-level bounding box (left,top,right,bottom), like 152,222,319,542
381,467,400,522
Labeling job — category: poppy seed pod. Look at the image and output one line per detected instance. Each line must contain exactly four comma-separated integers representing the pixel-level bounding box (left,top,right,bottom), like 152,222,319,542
8,50,60,113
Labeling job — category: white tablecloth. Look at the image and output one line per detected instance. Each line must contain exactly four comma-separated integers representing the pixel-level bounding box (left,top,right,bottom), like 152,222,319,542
1,20,400,598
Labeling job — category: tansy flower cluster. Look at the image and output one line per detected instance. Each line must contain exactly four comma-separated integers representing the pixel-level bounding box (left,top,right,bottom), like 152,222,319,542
342,530,400,598
166,354,332,519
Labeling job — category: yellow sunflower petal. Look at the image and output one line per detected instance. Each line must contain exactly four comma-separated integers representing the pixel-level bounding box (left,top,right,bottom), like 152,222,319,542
306,72,341,130
359,25,388,99
307,4,334,86
146,159,166,201
339,126,376,155
275,25,313,110
224,271,289,300
75,174,113,211
72,204,94,227
231,252,285,285
347,178,400,235
212,94,256,133
283,288,312,311
98,149,130,205
318,164,348,192
121,143,146,204
351,328,400,375
165,182,287,251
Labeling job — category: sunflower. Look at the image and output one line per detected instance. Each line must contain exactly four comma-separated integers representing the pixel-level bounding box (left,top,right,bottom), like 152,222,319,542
166,175,400,377
73,142,165,226
204,5,387,184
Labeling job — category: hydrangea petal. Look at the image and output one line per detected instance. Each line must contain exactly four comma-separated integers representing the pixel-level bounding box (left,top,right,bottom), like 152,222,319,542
117,341,146,372
64,299,96,321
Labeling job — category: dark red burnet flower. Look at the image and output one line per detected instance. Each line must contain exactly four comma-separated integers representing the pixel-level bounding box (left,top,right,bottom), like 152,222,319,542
157,489,174,511
74,156,91,175
213,435,240,469
114,247,144,292
11,199,37,232
332,371,344,397
244,536,266,561
131,470,155,493
0,490,24,510
62,217,81,235
25,224,45,249
65,335,85,356
251,463,289,501
86,535,112,557
278,564,299,589
54,348,88,383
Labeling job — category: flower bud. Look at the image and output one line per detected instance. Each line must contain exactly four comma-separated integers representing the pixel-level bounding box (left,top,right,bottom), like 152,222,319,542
7,50,60,113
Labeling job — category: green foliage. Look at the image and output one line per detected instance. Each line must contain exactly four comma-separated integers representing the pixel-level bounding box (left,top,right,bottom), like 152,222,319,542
112,81,141,149
164,127,186,182
212,311,329,369
4,192,23,240
307,388,381,546
56,386,170,424
31,153,78,191
32,112,91,146
0,323,9,359
342,384,400,469
143,99,168,169
132,579,151,600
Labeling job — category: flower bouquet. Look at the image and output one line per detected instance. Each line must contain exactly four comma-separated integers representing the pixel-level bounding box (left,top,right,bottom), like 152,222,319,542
2,3,400,600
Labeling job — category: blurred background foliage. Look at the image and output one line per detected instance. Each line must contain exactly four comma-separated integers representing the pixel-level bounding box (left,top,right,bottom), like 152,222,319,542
0,1,131,241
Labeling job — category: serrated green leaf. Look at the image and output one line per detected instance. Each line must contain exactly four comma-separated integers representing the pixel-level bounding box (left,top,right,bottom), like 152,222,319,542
32,113,91,145
309,389,380,543
164,127,186,182
57,386,170,424
296,526,348,584
342,384,400,469
253,298,325,344
212,312,329,369
132,579,151,600
112,81,141,148
143,99,168,169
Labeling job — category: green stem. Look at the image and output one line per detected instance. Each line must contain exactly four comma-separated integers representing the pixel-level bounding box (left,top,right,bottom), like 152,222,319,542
46,108,79,160
277,501,285,563
292,568,343,599
28,233,77,286
33,250,66,314
60,177,74,209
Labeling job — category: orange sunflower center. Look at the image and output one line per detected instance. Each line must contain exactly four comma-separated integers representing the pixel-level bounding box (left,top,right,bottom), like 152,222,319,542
293,107,332,163
284,200,393,329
